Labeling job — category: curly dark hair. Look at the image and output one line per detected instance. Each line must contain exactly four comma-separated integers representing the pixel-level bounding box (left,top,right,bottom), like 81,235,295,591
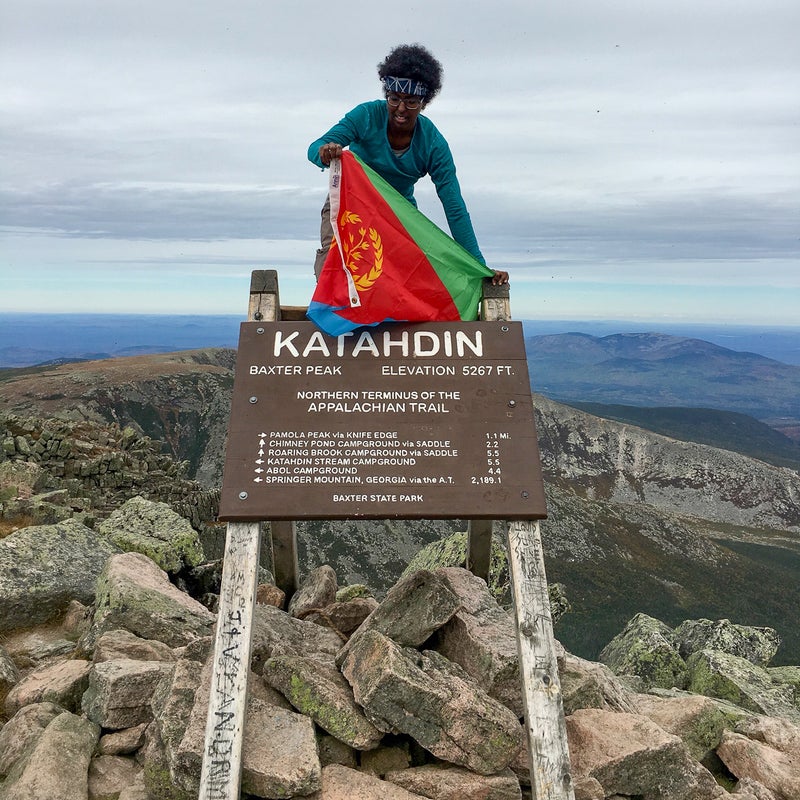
377,44,443,104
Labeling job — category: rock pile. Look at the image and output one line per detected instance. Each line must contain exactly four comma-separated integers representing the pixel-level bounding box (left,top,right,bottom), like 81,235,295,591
0,413,218,532
599,613,800,725
1,501,800,799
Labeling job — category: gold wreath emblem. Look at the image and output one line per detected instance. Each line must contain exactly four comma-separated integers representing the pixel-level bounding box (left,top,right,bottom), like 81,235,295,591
339,210,383,291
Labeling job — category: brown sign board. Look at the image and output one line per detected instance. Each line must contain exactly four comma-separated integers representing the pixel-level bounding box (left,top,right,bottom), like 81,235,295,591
218,321,546,521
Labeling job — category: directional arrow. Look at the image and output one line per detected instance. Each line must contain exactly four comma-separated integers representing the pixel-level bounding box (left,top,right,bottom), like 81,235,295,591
255,459,264,465
255,468,264,474
254,477,263,483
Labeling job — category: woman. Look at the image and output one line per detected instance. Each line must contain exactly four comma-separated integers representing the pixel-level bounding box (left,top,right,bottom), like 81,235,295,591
308,43,508,285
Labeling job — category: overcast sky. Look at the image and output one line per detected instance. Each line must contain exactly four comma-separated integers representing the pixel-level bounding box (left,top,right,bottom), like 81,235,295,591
1,0,798,324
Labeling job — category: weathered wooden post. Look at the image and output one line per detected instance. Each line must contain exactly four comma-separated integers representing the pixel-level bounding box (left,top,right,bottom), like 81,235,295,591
246,269,280,323
199,270,289,800
480,278,512,322
479,278,574,799
198,521,261,799
246,270,300,600
508,519,574,799
466,280,512,580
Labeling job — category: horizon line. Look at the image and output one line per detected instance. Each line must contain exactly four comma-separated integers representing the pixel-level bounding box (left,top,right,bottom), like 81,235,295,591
2,310,800,330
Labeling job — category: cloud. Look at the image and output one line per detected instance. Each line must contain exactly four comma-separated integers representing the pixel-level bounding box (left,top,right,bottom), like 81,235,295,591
1,0,798,321
0,180,320,241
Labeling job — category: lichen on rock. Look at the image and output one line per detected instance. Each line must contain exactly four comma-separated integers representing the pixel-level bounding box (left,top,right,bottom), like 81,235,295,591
98,495,204,573
599,613,688,690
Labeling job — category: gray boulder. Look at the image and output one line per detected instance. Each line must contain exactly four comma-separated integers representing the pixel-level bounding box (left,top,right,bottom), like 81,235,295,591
4,658,91,716
288,564,338,618
311,763,427,798
0,711,99,800
718,723,800,800
302,596,379,639
0,460,65,529
0,519,120,633
567,708,721,799
0,460,48,498
249,603,343,675
559,653,639,715
0,701,64,778
570,776,605,799
336,569,461,667
117,773,150,800
386,763,522,800
81,658,173,729
97,722,149,756
81,552,214,652
402,530,512,604
3,630,76,671
767,665,800,709
686,649,800,723
0,644,19,705
143,646,321,799
98,495,204,573
402,532,571,623
635,693,727,763
87,754,142,800
431,567,523,715
675,619,781,668
599,612,688,690
341,629,522,775
646,686,759,736
262,654,383,750
141,655,204,800
92,628,176,664
729,778,779,799
239,700,322,798
2,490,76,528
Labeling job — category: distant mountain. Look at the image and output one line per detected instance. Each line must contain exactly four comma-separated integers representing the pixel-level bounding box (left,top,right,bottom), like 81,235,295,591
566,402,800,470
2,348,799,664
520,320,800,366
526,332,800,427
0,313,241,368
0,345,222,368
532,394,800,662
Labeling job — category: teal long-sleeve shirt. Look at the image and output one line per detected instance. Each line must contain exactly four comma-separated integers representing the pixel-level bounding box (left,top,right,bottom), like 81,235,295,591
308,100,485,265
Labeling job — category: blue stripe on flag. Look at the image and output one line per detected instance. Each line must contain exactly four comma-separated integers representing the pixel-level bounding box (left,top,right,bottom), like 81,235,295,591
306,301,400,337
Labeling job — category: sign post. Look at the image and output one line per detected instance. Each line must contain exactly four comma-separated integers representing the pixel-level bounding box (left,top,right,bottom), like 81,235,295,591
200,270,574,800
218,320,545,522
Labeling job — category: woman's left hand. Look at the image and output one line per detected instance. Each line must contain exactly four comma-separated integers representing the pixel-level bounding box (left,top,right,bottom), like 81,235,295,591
491,269,509,285
319,142,343,166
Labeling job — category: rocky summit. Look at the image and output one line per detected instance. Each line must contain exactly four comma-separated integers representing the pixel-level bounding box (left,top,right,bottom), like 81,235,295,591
2,350,800,664
2,525,800,800
1,349,800,798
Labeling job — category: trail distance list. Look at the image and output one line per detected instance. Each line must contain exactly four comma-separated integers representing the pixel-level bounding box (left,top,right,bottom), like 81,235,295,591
219,321,546,520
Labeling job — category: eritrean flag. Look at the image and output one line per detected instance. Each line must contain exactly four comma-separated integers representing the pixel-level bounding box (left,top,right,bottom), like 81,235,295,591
307,151,494,336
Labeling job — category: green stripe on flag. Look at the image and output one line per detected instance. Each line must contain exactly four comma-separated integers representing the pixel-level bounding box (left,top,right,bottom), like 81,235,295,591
353,154,494,320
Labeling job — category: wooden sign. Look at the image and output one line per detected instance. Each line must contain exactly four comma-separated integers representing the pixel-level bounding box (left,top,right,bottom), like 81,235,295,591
219,320,546,521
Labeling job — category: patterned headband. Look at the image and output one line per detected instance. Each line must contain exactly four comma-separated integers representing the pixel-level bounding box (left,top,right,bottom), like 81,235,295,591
383,76,429,97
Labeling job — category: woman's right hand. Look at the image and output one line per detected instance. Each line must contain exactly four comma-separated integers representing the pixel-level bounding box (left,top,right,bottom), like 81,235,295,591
319,142,343,166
